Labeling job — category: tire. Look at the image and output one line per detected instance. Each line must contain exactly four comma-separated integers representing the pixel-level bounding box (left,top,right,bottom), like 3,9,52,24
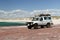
27,24,32,29
46,23,51,28
34,23,38,29
27,26,32,29
41,26,44,28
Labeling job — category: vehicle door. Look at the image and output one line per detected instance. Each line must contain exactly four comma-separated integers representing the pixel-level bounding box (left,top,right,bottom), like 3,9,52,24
42,16,47,25
38,17,43,25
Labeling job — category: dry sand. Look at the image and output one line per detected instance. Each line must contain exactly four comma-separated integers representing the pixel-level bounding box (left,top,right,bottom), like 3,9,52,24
0,24,60,40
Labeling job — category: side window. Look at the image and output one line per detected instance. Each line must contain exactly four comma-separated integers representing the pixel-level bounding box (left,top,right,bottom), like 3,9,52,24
44,17,47,20
40,18,43,21
48,17,51,19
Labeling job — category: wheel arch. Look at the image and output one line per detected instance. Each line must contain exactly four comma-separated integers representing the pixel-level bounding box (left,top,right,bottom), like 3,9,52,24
47,22,50,25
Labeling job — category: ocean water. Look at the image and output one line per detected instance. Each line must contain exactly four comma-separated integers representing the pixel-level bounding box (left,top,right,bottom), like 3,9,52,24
0,22,26,26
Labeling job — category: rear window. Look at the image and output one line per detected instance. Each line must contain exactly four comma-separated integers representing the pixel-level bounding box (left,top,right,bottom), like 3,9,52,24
48,17,51,19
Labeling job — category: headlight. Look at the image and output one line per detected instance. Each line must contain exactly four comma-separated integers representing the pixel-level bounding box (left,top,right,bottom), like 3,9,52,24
27,22,33,26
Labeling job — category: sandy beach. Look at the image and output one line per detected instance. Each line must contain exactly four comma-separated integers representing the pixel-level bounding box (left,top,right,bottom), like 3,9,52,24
0,19,59,40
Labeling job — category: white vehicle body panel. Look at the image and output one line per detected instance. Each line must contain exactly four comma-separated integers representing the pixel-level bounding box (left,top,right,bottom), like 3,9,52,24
26,14,53,26
31,16,52,25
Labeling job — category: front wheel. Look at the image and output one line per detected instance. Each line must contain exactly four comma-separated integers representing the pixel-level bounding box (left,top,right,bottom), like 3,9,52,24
34,23,38,29
27,26,32,29
27,24,32,29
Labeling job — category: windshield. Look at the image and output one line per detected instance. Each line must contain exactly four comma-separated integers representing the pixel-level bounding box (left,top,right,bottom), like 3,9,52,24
32,18,39,21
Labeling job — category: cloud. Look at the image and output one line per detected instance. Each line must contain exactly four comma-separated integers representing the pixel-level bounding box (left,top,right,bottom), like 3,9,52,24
31,9,60,16
0,9,60,18
0,9,31,18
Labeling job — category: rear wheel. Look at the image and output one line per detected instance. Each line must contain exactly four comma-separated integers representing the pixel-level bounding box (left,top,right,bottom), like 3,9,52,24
34,23,38,29
46,23,51,28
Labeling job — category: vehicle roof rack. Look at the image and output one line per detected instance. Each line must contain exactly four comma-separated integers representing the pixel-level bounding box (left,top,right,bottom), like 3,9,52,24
38,14,51,16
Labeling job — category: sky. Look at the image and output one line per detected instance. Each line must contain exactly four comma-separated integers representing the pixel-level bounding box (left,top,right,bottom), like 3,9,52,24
0,0,60,11
0,0,60,18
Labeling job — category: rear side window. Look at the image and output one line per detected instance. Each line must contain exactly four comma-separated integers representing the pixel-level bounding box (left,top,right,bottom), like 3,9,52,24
44,17,47,20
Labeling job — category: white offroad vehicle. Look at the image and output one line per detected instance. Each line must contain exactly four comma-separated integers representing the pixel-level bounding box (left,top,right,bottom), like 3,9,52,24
26,14,53,29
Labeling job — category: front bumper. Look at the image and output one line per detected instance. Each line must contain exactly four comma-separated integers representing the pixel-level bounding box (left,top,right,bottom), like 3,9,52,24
26,22,33,26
